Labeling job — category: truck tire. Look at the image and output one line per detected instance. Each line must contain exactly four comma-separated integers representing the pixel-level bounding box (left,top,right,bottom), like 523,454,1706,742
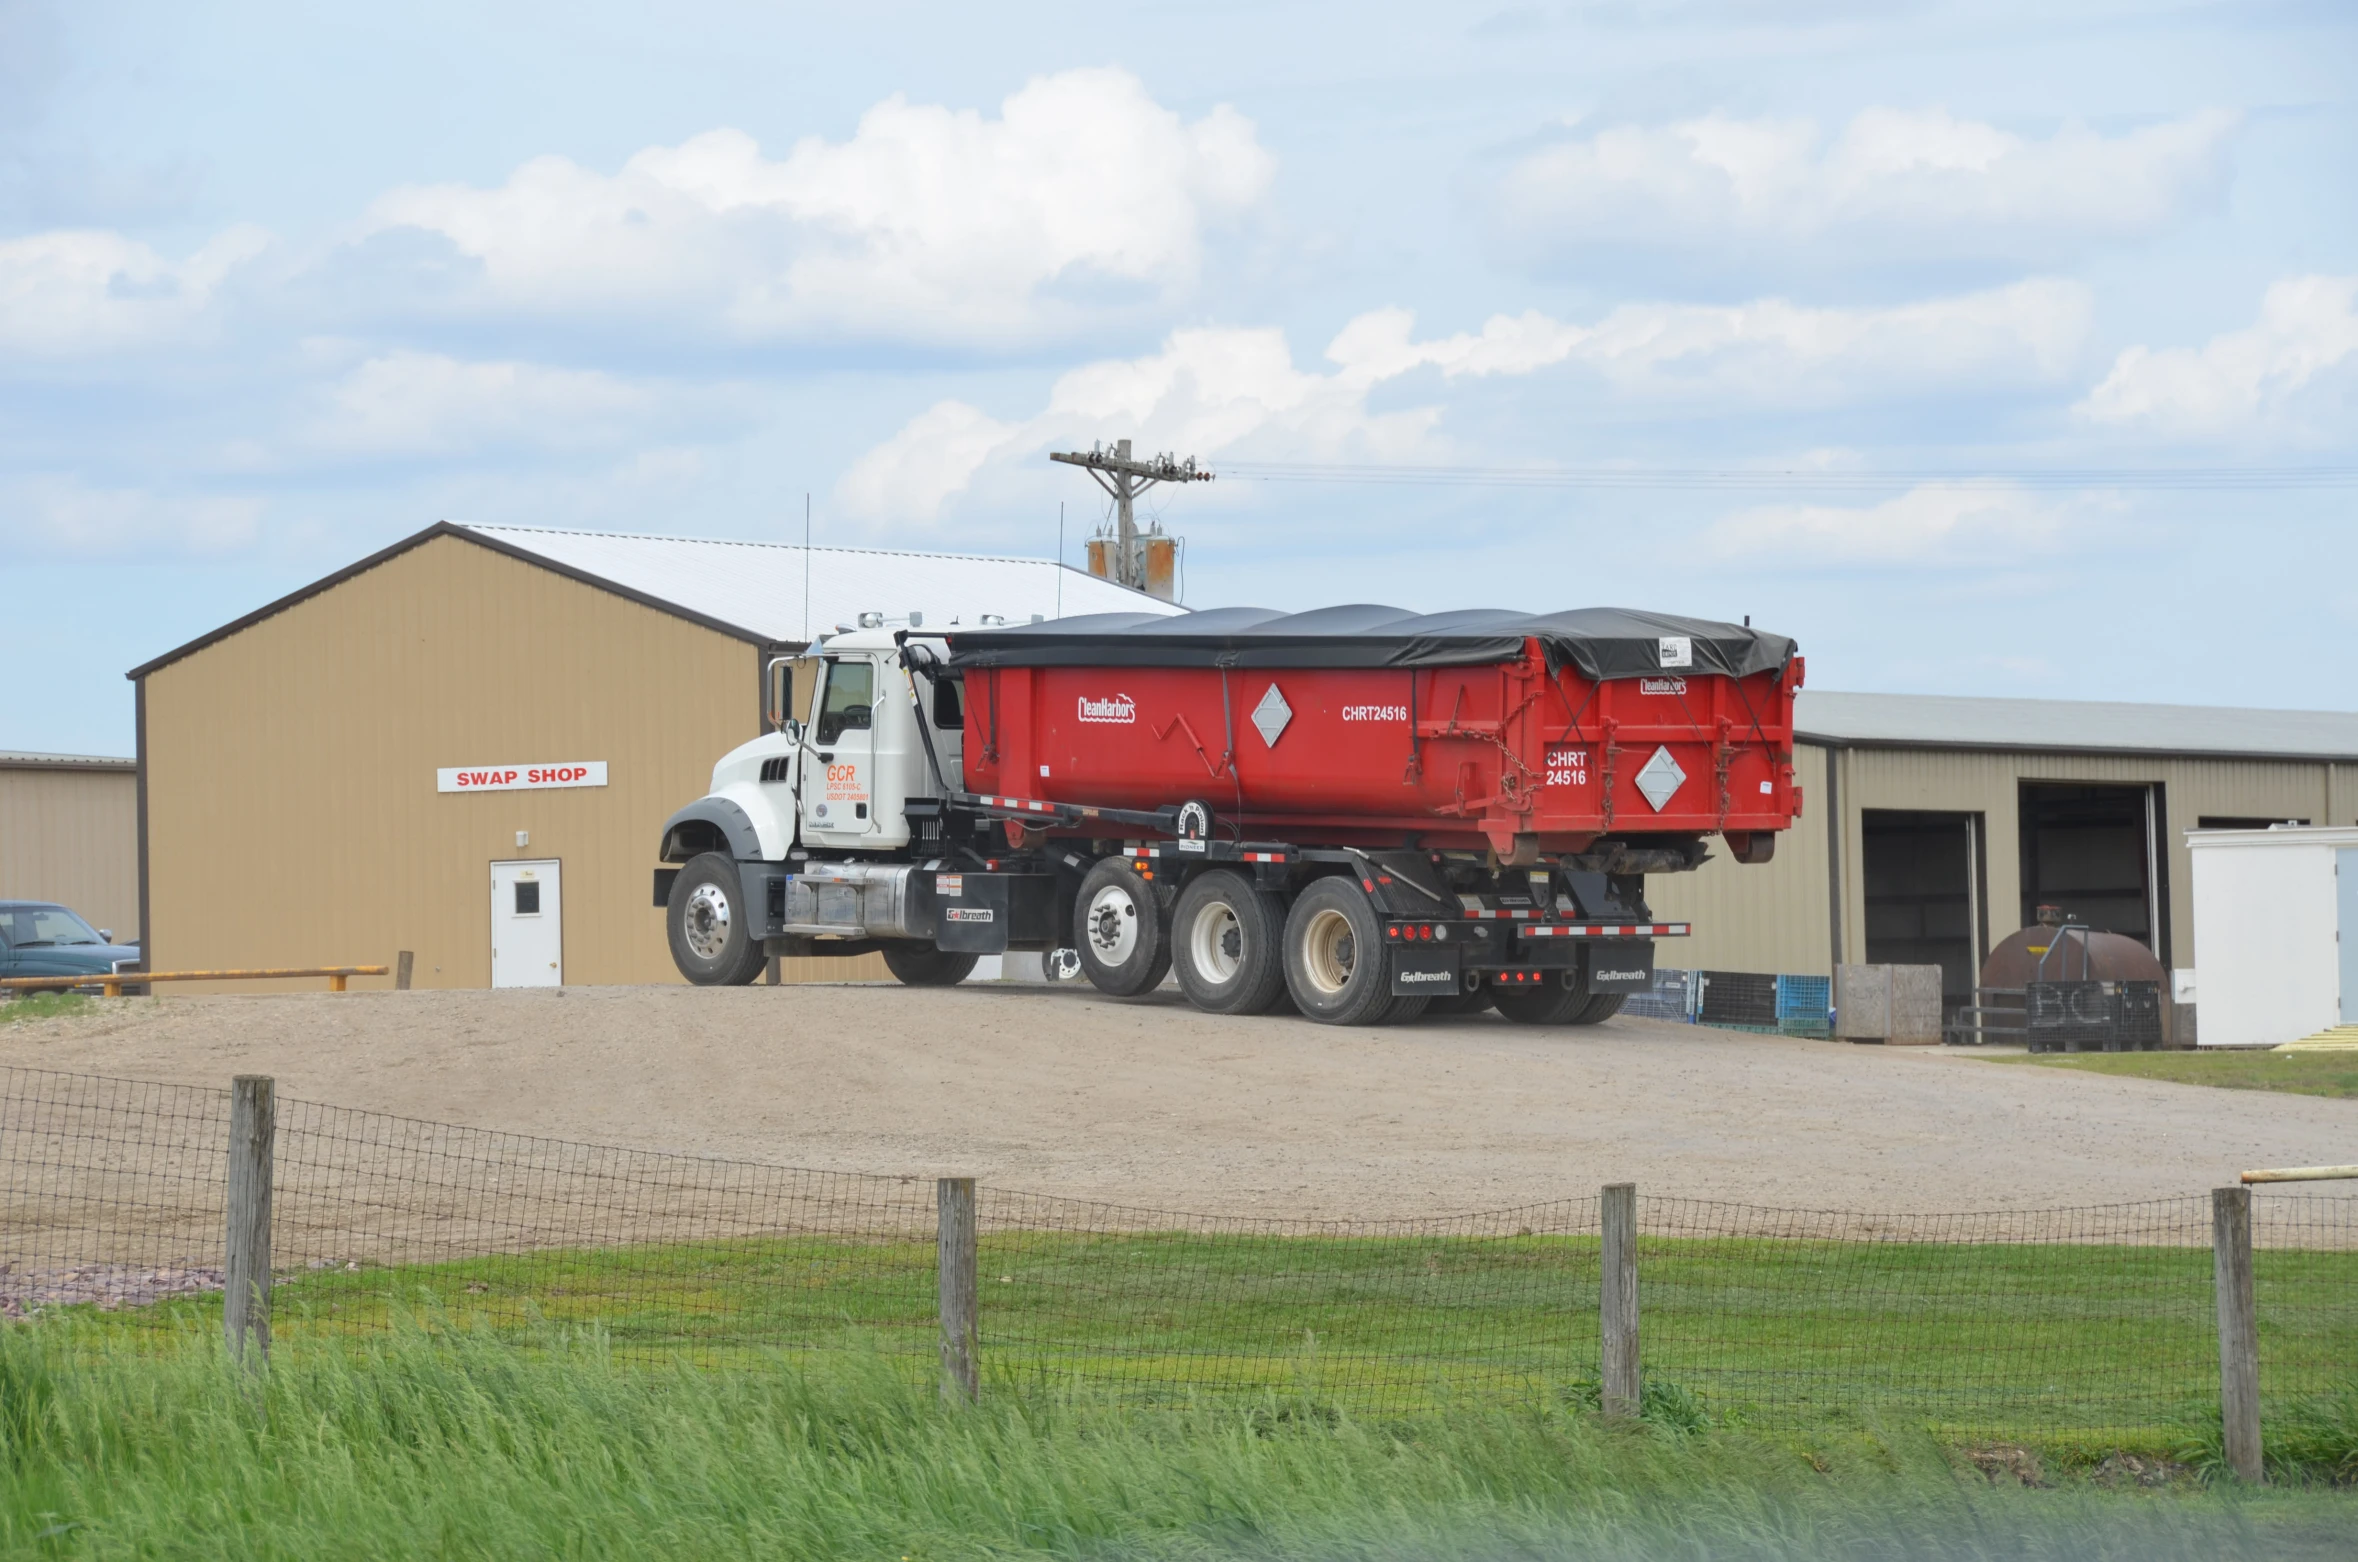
1492,977,1587,1026
1281,875,1398,1027
667,852,767,987
1421,986,1495,1018
1073,857,1171,998
1171,870,1288,1015
1568,992,1627,1025
1380,994,1432,1023
882,945,980,987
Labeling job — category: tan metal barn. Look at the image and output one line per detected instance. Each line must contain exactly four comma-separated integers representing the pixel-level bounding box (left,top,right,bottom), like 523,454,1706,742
1651,693,2358,1025
129,523,1170,990
1,750,139,940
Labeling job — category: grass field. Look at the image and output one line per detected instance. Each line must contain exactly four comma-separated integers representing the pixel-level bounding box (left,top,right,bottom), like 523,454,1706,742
0,992,92,1026
1983,1049,2358,1099
0,1322,2351,1561
66,1227,2358,1451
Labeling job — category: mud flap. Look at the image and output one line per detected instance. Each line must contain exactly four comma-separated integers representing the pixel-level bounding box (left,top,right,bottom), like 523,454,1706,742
1391,945,1462,997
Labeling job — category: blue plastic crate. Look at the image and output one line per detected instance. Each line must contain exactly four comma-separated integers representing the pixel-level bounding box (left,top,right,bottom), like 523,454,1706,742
1775,973,1831,1023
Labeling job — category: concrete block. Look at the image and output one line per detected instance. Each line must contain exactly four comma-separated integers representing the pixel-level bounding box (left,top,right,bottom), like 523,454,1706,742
1834,963,1944,1045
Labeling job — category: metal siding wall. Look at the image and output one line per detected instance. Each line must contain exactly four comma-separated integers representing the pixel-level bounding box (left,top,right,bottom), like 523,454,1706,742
0,768,140,939
1843,748,2333,971
1650,743,2347,982
145,535,887,989
1648,742,1834,976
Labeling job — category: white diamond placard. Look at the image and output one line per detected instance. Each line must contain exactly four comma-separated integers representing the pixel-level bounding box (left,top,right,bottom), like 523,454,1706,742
1633,745,1687,812
1251,683,1293,747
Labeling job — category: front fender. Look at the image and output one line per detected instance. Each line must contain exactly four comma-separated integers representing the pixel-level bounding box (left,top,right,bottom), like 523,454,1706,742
660,796,772,862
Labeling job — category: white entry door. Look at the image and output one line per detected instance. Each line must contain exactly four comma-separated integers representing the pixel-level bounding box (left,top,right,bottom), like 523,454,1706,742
491,859,562,988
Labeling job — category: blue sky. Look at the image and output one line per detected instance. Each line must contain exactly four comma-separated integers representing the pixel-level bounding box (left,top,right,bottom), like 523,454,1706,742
4,0,2353,756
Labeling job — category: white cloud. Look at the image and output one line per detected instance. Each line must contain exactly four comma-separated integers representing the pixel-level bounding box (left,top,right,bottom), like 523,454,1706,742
1336,279,2089,396
1492,107,2236,265
0,225,268,354
0,474,261,557
843,280,2090,522
2077,275,2358,440
1707,483,2087,565
356,67,1272,344
309,351,659,455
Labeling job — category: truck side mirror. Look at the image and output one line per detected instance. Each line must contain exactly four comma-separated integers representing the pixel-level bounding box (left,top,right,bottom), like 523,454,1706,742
781,717,803,745
98,929,114,944
766,657,796,731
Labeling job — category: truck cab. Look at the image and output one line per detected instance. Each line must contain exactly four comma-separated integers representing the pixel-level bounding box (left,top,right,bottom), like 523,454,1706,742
796,628,962,853
655,622,975,985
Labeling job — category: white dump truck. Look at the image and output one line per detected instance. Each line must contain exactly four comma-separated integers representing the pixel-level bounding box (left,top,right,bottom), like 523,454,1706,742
655,606,1801,1025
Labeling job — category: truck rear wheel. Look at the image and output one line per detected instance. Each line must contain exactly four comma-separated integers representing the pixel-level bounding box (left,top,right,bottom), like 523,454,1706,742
666,852,767,987
882,945,980,987
1281,876,1398,1027
1172,870,1288,1015
1421,986,1495,1018
1073,857,1171,998
1492,977,1587,1025
1568,992,1627,1025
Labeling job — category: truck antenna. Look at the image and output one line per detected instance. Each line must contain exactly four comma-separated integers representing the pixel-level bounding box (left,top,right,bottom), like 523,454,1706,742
803,493,812,644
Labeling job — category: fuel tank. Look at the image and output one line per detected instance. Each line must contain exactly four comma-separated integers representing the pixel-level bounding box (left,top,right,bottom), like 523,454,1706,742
949,605,1802,856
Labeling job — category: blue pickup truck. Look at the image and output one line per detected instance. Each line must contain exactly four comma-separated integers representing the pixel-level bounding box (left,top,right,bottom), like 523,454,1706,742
0,901,140,989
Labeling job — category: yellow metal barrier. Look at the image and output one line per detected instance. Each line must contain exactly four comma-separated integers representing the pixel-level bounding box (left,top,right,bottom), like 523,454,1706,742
0,965,390,998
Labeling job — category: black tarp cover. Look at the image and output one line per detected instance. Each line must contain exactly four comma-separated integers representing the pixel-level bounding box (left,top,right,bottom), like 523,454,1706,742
943,605,1795,682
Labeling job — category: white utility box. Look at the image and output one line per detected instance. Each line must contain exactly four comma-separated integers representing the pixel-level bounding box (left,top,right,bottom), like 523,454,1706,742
2186,825,2358,1047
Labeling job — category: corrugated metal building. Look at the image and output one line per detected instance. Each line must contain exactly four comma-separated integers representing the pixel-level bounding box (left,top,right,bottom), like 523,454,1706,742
1651,691,2358,1017
128,522,1175,990
1,750,139,940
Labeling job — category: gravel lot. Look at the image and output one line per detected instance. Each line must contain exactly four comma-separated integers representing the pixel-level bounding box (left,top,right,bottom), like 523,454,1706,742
4,983,2352,1218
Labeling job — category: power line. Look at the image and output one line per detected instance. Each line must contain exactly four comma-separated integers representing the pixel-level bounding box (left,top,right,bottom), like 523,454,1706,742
1214,461,2358,493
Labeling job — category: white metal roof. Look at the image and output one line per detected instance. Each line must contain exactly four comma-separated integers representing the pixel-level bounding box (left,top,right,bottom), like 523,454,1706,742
460,525,1179,646
0,749,135,770
1797,690,2358,762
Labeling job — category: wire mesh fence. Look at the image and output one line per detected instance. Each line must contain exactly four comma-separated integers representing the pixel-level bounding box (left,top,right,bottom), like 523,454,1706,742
2,1064,2352,1441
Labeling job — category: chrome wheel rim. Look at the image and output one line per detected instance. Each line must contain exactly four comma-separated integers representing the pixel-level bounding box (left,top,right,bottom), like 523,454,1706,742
1086,883,1140,965
683,882,732,960
1188,898,1244,985
1300,906,1356,996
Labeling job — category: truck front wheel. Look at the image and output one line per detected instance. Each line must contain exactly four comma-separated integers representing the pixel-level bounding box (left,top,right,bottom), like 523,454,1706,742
1172,870,1287,1015
882,945,980,987
1073,858,1172,997
1281,876,1398,1027
666,852,767,986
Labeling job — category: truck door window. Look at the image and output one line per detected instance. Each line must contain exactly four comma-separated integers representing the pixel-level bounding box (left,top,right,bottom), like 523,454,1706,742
815,659,875,744
931,673,964,730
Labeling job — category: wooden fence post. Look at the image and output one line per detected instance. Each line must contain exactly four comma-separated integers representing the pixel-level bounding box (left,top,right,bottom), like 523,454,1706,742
224,1075,275,1370
2212,1185,2263,1482
394,951,414,991
937,1177,978,1403
1600,1181,1639,1419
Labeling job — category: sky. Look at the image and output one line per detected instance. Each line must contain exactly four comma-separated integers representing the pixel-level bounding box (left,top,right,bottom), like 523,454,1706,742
3,0,2353,757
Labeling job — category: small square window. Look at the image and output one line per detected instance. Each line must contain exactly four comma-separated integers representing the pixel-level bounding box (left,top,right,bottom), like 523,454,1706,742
514,881,541,915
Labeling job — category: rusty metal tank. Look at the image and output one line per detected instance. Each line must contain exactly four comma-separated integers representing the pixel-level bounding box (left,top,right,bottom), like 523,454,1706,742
1975,906,2171,1048
1980,906,2167,990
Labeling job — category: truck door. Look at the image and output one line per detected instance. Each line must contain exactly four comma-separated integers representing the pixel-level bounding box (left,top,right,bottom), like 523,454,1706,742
804,655,879,848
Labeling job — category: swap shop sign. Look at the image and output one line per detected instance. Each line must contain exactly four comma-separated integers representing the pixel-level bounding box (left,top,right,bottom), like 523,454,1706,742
436,762,608,794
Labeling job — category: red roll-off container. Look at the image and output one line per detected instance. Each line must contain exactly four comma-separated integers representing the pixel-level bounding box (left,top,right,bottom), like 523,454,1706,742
948,605,1802,857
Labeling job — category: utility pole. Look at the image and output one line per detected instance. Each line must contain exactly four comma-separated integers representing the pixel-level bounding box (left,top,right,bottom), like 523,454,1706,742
1048,440,1212,593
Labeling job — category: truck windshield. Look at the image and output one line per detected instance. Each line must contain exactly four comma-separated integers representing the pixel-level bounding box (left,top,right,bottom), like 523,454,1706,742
815,659,875,744
0,905,104,947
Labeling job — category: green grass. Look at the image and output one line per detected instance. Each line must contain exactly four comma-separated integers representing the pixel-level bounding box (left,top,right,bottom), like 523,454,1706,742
1982,1048,2358,1099
0,1322,2351,1561
64,1230,2358,1447
0,993,94,1025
